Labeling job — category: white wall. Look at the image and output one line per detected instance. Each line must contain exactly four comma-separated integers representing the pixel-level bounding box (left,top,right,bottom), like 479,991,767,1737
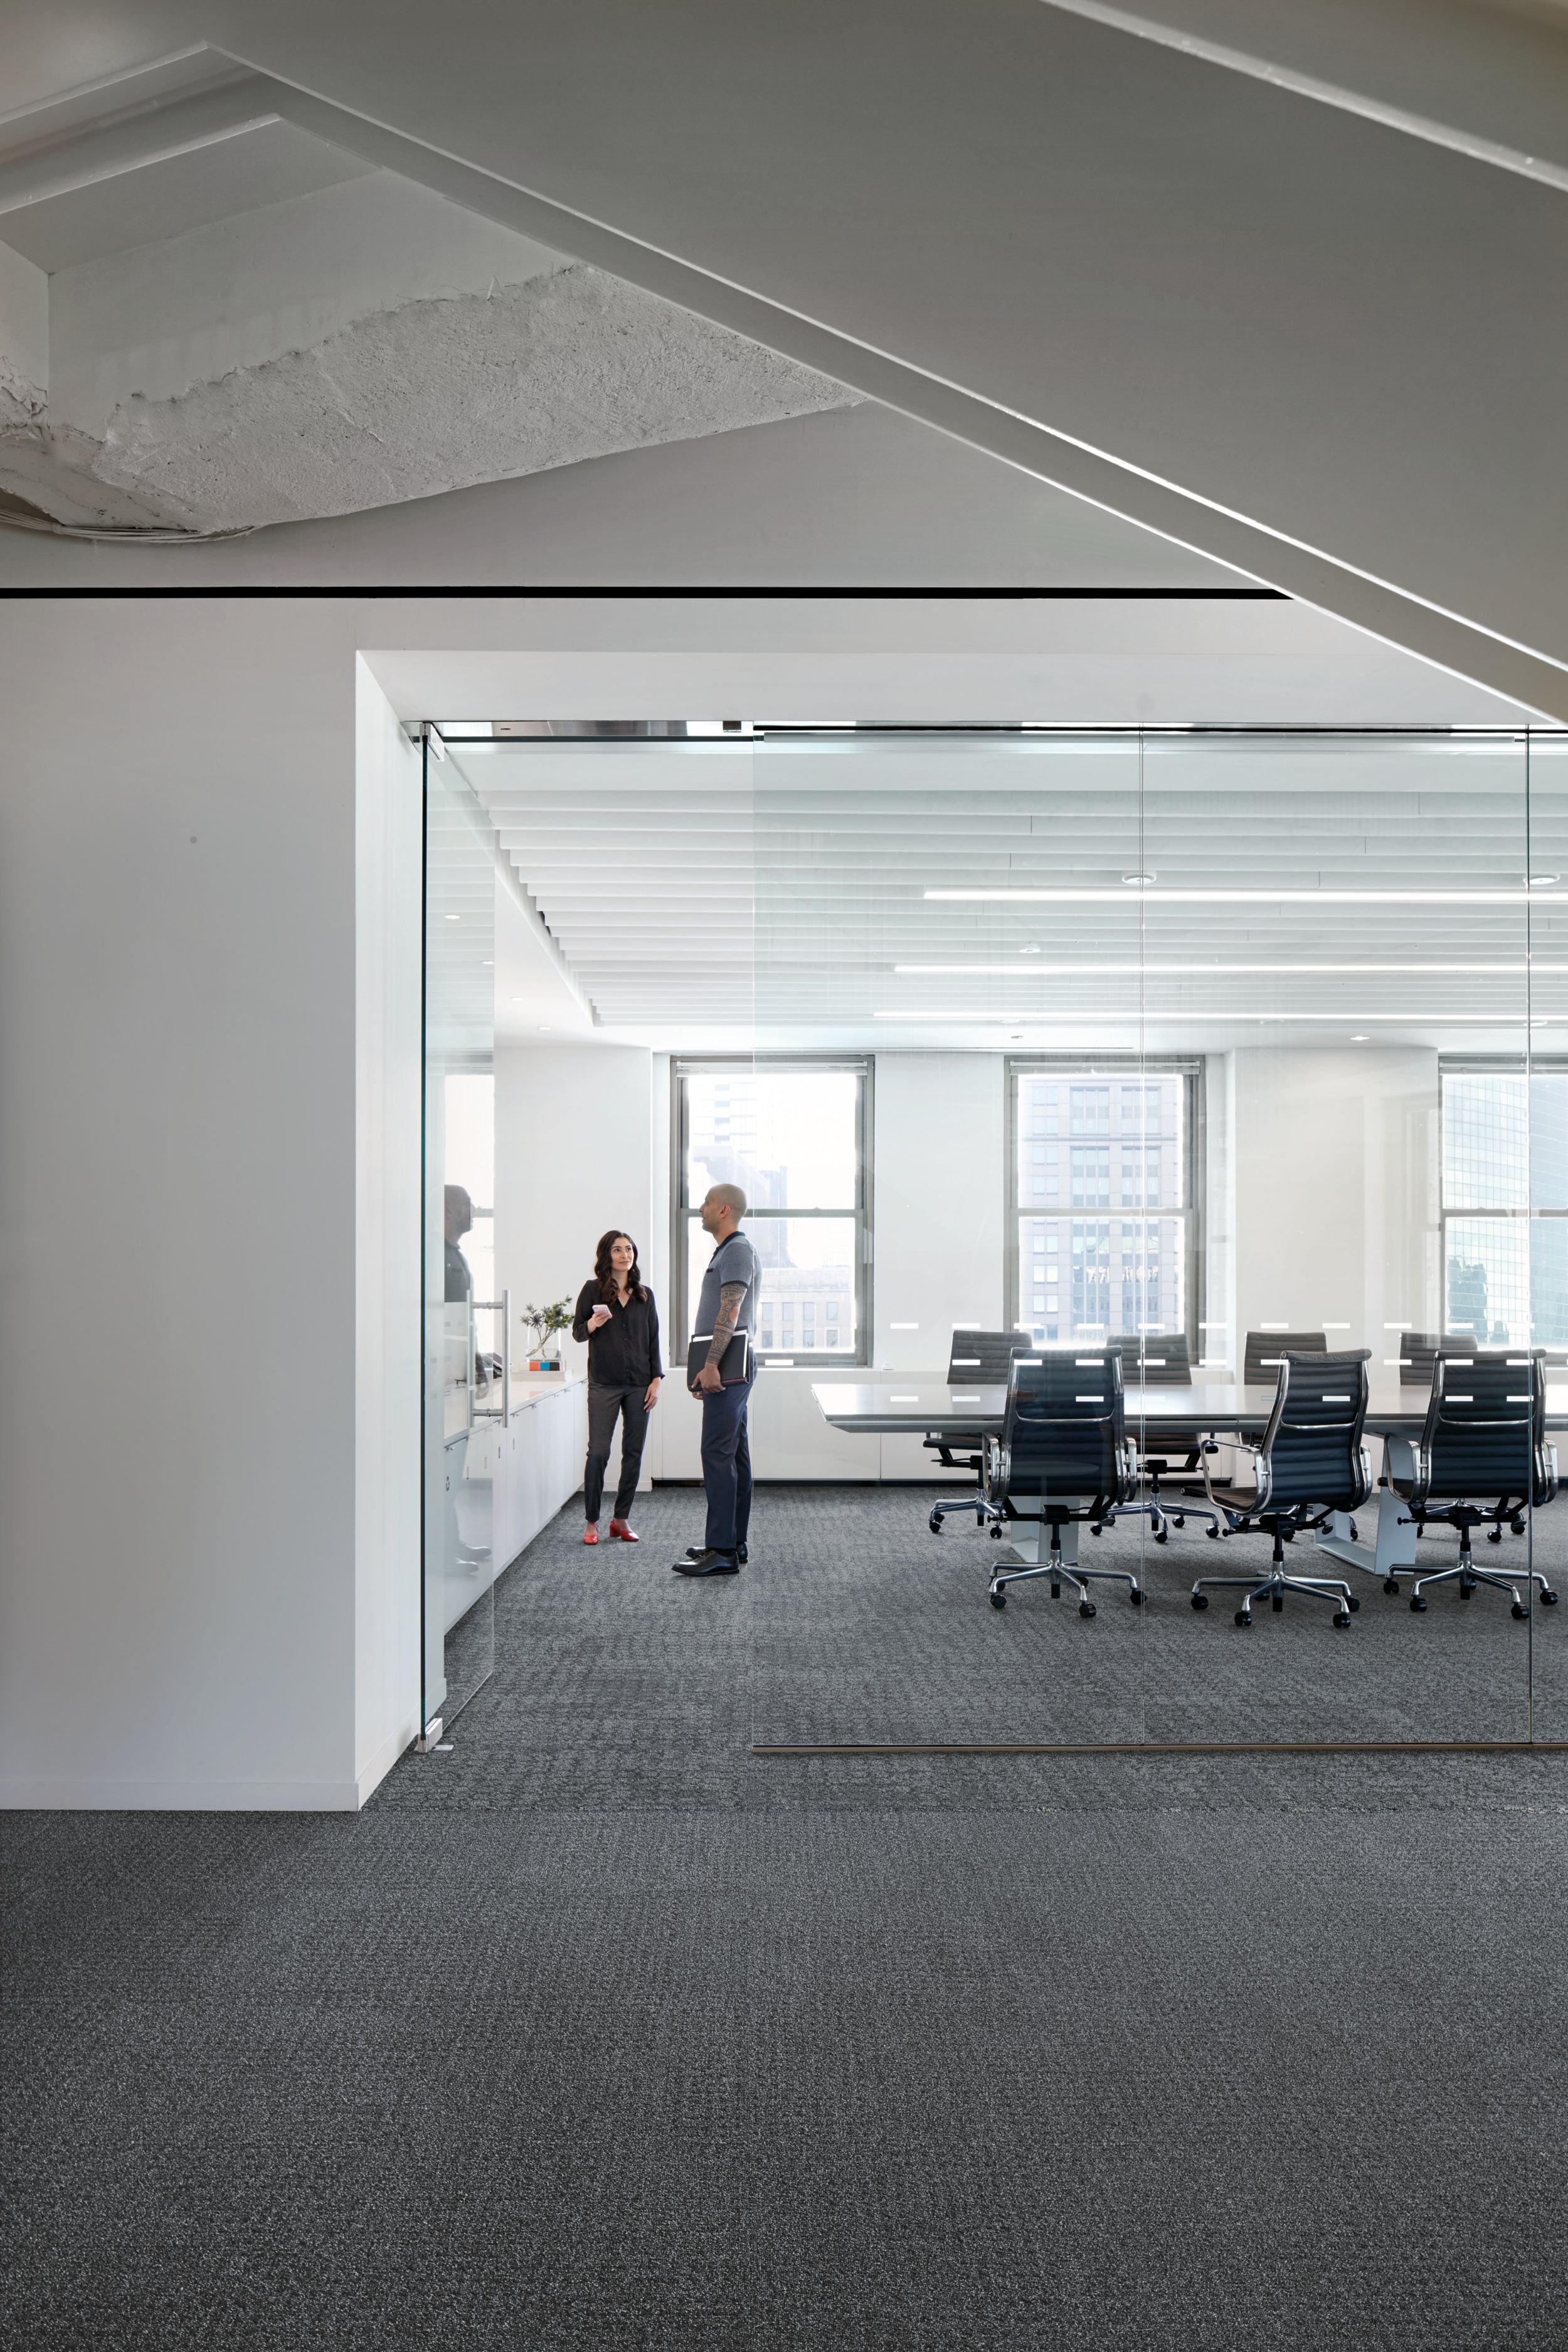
0,599,400,1806
1229,1044,1441,1361
494,1036,656,1500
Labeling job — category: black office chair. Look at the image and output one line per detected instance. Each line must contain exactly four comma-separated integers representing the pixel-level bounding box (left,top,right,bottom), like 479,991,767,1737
1243,1328,1328,1383
926,1330,1031,1530
1103,1333,1221,1543
1397,1332,1476,1387
1389,1352,1559,1617
1190,1350,1372,1628
970,1352,1142,1616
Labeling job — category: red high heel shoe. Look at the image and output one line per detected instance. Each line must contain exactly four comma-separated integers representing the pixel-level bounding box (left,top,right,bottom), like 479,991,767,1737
608,1519,640,1542
583,1524,600,1545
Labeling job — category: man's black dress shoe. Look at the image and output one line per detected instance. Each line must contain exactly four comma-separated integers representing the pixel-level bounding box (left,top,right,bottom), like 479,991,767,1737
682,1542,748,1565
672,1548,740,1575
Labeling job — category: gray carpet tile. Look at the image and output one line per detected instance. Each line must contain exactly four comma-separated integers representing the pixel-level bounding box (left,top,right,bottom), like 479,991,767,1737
7,1483,1568,2351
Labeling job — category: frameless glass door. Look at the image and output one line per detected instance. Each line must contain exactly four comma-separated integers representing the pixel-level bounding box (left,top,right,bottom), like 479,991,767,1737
422,737,499,1737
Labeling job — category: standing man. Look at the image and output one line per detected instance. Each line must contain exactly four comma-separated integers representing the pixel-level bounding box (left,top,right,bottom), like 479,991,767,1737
674,1182,759,1576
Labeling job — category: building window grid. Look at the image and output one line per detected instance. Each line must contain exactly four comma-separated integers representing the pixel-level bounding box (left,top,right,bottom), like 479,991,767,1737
1007,1059,1202,1353
674,1057,873,1365
1439,1061,1568,1350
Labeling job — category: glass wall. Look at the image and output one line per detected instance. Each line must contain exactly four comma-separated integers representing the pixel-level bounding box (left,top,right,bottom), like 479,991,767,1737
421,739,499,1738
748,726,1559,1750
422,719,1564,1754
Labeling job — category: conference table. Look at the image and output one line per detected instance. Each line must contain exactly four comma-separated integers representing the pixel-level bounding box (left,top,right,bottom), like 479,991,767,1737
812,1375,1568,1577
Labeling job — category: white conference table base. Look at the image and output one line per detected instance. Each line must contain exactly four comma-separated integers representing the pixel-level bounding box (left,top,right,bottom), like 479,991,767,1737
812,1380,1568,1579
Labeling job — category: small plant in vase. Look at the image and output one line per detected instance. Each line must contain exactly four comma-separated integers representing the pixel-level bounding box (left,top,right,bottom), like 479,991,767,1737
520,1298,573,1373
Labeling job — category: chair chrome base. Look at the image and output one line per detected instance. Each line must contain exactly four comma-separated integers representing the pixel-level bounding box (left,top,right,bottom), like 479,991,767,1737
928,1491,988,1533
1108,1497,1224,1545
989,1523,1142,1616
1190,1565,1358,1628
1408,1559,1558,1618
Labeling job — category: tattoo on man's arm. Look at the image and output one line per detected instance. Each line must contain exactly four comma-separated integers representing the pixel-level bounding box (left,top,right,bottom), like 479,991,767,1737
705,1283,747,1368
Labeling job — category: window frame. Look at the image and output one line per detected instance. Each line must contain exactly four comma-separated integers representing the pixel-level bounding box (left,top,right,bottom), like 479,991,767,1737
1005,1054,1204,1357
672,1054,874,1365
1439,1054,1568,1346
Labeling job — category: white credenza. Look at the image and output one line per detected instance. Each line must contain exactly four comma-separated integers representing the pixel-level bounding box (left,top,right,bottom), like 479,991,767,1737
463,1376,588,1580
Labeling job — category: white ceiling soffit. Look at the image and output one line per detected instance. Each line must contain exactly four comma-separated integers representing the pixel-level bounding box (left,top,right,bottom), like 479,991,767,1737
0,16,1564,718
0,54,859,535
450,733,1568,1047
1036,0,1568,193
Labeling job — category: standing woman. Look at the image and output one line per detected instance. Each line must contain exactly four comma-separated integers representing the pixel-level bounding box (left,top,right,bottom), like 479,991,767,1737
573,1231,663,1545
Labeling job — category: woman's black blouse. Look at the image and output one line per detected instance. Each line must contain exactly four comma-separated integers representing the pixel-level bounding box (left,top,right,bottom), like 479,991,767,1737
573,1283,664,1387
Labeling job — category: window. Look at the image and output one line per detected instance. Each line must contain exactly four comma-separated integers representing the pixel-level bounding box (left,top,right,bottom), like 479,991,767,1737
1440,1060,1568,1348
1008,1058,1202,1349
675,1059,872,1361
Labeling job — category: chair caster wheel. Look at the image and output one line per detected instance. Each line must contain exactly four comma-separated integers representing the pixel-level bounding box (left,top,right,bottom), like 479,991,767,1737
1512,1601,1528,1620
1234,1611,1252,1627
1079,1601,1096,1619
1172,1515,1186,1529
929,1511,943,1534
1089,1523,1103,1537
1190,1592,1209,1611
1205,1525,1222,1541
1348,1521,1359,1542
1154,1529,1168,1546
1512,1518,1527,1537
1129,1587,1143,1607
1333,1611,1351,1628
1383,1579,1400,1596
1487,1527,1503,1545
1542,1589,1559,1605
1271,1595,1284,1612
1410,1596,1427,1612
989,1590,1007,1609
1050,1582,1061,1599
989,1525,1003,1539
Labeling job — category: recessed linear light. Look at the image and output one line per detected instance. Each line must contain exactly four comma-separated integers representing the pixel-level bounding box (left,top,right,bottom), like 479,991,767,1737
923,887,1562,904
892,962,1564,975
871,1010,1559,1024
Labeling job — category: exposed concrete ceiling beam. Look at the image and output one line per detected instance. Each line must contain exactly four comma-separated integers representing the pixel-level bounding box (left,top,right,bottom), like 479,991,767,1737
0,75,278,215
1034,0,1568,193
250,72,1568,720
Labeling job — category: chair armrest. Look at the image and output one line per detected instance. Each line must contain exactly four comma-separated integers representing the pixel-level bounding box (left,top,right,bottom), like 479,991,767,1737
1202,1439,1261,1508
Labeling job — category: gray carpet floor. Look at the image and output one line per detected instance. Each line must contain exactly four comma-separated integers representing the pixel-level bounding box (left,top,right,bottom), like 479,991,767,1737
6,1485,1568,2349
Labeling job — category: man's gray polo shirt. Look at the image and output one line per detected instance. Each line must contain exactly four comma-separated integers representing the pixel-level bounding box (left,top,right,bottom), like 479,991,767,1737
696,1230,760,1336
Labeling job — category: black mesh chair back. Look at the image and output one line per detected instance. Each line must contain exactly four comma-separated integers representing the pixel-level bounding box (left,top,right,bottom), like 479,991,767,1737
946,1329,1030,1381
1418,1352,1552,1505
1003,1351,1131,1504
1108,1333,1192,1387
1254,1350,1372,1512
1244,1328,1328,1384
1399,1331,1476,1387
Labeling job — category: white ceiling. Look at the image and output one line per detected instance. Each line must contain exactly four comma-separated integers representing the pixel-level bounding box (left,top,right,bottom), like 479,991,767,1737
1,4,1564,716
449,729,1568,1054
0,119,373,272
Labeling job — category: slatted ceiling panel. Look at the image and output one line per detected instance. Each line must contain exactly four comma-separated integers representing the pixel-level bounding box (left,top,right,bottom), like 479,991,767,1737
448,734,1555,1036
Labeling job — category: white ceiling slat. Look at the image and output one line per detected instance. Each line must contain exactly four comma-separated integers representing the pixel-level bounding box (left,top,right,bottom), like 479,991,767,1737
455,736,1562,1046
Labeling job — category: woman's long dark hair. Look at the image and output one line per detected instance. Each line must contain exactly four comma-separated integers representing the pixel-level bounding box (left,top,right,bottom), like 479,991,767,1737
595,1229,649,1303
